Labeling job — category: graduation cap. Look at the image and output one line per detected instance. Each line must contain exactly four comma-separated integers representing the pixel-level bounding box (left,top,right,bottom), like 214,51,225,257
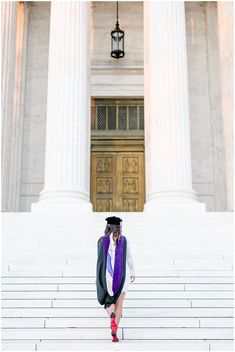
105,216,122,225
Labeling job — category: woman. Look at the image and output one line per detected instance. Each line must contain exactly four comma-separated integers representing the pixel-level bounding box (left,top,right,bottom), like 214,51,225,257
96,216,135,342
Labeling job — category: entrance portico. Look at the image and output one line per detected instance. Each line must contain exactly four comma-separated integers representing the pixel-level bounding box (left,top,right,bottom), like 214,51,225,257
33,2,206,213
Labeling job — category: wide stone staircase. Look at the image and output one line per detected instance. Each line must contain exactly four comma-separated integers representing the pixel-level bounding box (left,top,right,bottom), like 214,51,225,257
1,211,234,350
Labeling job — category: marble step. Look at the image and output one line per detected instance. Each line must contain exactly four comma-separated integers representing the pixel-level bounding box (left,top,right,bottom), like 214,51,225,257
3,263,233,272
2,327,233,340
3,290,233,299
3,254,233,261
2,307,233,318
2,276,234,284
2,339,234,351
2,270,233,277
3,257,233,266
3,249,232,258
2,317,233,328
2,283,233,291
2,299,233,308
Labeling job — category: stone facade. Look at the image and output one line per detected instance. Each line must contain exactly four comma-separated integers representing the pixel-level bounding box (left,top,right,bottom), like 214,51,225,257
1,1,233,212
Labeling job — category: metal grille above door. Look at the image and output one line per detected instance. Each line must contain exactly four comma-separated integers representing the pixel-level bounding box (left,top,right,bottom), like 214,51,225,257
91,99,144,133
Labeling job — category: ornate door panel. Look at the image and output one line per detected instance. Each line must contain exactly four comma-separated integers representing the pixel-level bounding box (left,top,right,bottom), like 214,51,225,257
91,151,145,212
91,154,116,212
119,154,144,212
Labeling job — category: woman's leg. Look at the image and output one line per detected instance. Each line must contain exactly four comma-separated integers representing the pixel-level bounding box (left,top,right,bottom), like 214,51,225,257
105,304,115,317
115,292,125,326
106,303,118,341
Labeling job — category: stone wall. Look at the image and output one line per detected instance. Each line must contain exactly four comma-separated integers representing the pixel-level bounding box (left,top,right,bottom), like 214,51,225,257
90,1,143,97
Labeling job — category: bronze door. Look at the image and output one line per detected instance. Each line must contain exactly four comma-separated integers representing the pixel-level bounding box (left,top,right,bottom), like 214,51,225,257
91,152,145,212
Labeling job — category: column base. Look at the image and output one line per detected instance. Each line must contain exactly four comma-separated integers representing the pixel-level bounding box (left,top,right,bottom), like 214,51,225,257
31,190,93,213
144,191,206,214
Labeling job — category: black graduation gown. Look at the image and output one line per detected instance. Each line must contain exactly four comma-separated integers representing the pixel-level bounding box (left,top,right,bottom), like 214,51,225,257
96,236,127,308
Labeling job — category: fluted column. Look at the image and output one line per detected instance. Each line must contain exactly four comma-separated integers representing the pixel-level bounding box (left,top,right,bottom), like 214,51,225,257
1,2,17,211
32,2,92,211
144,2,205,212
217,2,234,211
9,2,29,211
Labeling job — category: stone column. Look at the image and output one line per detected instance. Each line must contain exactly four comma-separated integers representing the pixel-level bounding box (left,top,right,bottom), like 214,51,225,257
144,2,205,213
217,2,234,211
9,2,29,211
32,2,92,212
1,2,17,211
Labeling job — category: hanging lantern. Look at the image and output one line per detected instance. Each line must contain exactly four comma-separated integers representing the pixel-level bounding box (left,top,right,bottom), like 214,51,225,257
111,2,125,59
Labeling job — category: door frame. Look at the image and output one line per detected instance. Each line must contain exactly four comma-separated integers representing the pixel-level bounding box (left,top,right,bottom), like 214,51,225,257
91,136,144,152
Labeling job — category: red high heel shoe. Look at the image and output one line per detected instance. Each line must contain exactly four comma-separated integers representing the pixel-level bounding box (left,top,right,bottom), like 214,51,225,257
112,335,119,343
110,312,117,335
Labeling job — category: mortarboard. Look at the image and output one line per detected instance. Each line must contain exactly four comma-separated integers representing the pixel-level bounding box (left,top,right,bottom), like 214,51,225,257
105,216,122,225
